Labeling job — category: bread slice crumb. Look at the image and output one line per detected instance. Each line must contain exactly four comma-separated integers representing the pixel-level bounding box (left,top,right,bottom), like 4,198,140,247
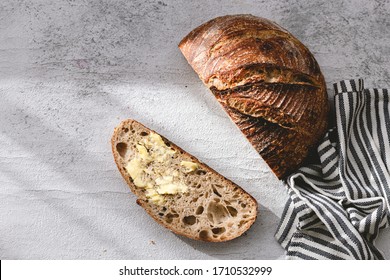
111,119,258,242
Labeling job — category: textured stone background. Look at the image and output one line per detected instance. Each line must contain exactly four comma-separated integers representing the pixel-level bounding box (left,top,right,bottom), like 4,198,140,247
1,0,389,259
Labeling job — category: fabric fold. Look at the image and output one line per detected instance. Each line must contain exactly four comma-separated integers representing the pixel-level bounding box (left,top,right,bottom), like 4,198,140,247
276,79,390,260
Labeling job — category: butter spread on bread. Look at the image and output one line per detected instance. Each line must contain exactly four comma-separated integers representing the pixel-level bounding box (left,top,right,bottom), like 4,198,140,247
112,119,257,242
125,132,190,204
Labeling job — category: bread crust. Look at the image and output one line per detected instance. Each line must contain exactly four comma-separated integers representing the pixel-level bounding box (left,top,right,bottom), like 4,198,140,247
179,14,329,178
111,119,258,242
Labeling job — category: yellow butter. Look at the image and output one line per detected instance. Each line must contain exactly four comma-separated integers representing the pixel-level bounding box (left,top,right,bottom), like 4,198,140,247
157,182,188,195
125,132,190,205
146,189,165,204
133,176,147,188
125,160,143,183
149,132,166,146
180,161,199,173
155,175,174,185
136,144,150,161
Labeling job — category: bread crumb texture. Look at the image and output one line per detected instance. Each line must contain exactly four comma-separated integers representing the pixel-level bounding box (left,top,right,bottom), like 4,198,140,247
125,131,191,204
112,120,257,242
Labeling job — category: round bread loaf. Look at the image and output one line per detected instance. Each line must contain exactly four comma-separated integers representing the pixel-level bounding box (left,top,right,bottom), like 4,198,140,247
179,14,329,178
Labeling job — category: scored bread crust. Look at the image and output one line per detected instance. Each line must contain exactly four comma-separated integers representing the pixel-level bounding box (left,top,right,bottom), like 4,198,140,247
111,119,258,242
179,14,329,179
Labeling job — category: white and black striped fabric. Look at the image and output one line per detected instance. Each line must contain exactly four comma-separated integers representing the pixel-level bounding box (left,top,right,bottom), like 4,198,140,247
275,79,390,259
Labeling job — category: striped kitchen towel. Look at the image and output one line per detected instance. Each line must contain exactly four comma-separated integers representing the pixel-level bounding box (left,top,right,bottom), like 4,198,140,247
275,79,390,259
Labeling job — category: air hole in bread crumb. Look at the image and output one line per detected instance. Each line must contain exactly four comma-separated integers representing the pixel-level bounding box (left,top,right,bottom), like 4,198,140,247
165,213,179,224
211,227,225,235
183,215,196,225
123,127,129,133
214,198,220,203
241,203,246,208
238,220,247,228
140,131,148,136
196,169,207,175
224,200,231,205
207,201,229,225
116,142,128,158
227,206,238,217
192,197,198,203
199,230,209,240
212,186,222,197
196,206,204,215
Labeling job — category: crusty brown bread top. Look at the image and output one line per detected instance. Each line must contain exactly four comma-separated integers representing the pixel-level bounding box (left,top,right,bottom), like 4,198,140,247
112,119,257,242
179,14,329,178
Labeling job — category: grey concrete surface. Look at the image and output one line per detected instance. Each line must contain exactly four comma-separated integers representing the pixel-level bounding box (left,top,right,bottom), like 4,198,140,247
1,0,389,259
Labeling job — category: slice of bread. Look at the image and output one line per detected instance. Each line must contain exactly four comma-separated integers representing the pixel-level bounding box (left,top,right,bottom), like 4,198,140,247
111,119,258,242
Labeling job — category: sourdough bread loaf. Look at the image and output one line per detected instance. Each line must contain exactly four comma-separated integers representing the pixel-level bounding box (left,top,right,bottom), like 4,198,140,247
112,119,257,242
179,14,329,178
